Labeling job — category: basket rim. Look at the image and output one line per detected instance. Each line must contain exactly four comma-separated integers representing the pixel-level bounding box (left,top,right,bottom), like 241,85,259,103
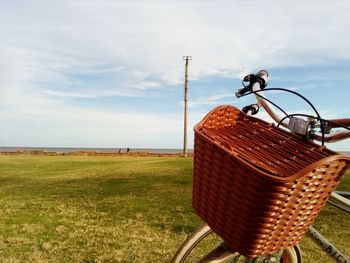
194,105,350,182
194,105,334,146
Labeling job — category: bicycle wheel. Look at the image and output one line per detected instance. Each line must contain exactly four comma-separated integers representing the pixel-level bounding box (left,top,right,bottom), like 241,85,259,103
171,224,302,263
281,246,302,263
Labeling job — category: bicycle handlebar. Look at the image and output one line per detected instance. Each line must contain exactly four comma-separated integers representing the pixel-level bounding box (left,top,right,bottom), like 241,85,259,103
328,118,350,128
236,70,350,143
314,129,350,143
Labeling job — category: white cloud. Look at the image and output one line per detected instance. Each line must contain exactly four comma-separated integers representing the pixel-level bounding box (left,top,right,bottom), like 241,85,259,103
3,1,350,93
40,90,97,99
1,1,350,149
188,93,234,108
0,102,183,148
3,3,350,85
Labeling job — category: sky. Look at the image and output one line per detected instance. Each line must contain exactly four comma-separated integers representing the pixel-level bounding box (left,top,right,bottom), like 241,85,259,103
1,1,350,151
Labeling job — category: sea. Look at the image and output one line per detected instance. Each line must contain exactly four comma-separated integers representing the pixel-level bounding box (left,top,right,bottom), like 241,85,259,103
0,147,347,155
0,147,192,154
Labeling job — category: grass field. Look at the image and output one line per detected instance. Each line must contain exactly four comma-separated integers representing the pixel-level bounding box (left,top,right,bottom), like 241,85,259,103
0,155,348,262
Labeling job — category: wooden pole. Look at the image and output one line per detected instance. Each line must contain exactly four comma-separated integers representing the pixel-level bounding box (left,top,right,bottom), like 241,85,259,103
182,56,192,157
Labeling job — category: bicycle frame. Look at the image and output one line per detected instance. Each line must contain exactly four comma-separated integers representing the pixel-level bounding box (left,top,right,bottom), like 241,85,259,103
246,75,350,262
242,80,350,262
307,192,350,263
173,70,350,263
248,71,350,262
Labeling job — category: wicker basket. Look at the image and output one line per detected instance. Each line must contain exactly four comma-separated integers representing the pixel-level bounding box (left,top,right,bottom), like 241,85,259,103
192,105,350,258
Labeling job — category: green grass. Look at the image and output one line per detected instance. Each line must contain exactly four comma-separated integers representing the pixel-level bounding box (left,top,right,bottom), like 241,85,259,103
0,155,348,262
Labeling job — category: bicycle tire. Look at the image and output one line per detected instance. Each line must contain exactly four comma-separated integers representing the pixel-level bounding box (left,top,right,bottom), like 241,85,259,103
281,245,302,263
171,224,302,263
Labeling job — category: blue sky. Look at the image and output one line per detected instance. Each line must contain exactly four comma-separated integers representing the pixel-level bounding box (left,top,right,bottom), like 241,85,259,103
1,1,350,151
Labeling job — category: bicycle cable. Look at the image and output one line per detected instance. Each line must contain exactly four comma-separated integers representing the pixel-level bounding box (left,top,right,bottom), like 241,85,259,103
238,87,326,145
241,82,290,117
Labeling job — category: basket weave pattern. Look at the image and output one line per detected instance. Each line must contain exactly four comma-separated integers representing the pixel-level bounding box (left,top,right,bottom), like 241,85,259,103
193,105,350,257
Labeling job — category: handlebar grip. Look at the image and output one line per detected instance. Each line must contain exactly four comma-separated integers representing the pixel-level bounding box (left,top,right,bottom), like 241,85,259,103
235,87,250,98
242,104,260,115
235,70,269,98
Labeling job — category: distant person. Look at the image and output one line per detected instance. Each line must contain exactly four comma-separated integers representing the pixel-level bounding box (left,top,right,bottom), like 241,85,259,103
118,149,121,153
127,147,130,153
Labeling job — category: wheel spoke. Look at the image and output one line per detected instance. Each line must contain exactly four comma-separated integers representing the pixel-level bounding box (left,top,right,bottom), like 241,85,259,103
198,242,236,263
172,224,302,263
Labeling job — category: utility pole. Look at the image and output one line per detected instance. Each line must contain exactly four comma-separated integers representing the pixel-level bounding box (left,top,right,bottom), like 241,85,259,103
182,56,191,157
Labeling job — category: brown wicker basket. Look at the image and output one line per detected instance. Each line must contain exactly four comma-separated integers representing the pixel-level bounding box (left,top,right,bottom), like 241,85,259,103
193,105,350,258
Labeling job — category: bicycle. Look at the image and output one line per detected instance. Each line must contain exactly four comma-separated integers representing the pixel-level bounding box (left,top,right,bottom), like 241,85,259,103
172,70,350,263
